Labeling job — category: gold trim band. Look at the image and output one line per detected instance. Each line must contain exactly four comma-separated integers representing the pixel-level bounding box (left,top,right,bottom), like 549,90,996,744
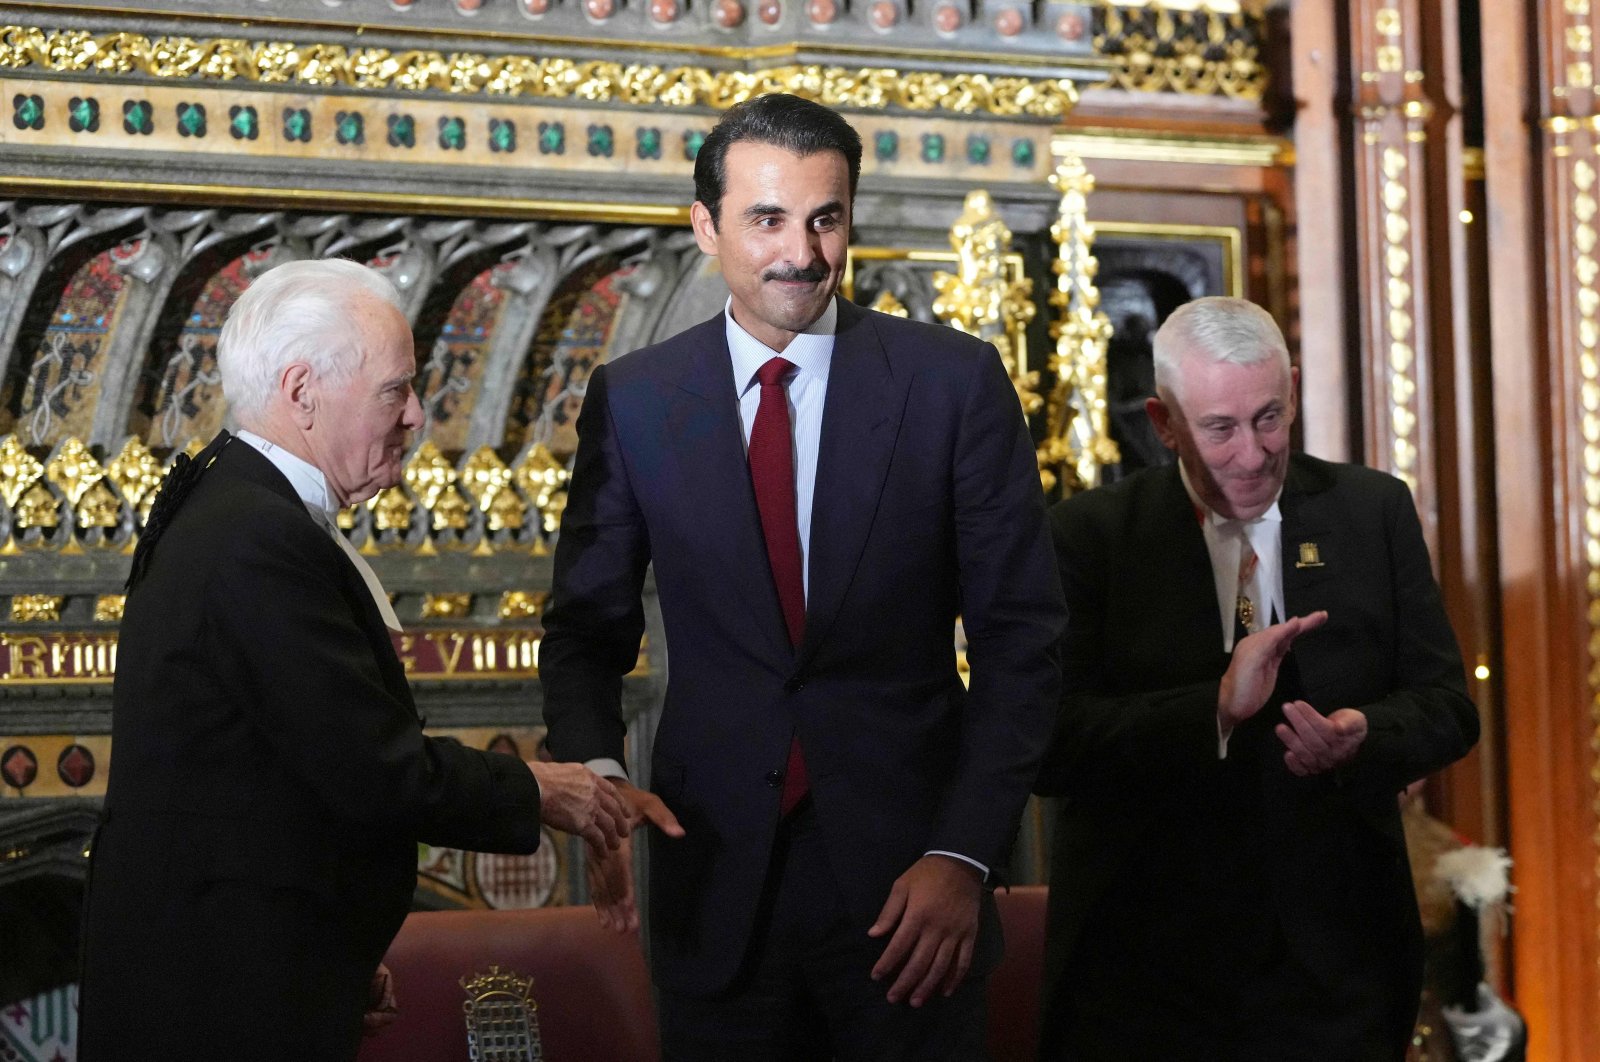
0,175,693,222
0,26,1079,118
1053,128,1289,169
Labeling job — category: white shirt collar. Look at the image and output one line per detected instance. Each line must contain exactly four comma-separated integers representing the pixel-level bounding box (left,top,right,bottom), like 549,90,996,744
236,430,339,517
725,296,837,396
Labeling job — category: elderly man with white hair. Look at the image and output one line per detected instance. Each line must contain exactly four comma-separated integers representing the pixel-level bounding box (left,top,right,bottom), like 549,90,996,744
1035,296,1479,1061
78,258,628,1062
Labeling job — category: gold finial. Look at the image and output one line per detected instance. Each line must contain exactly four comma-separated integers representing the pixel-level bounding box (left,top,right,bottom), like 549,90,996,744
931,189,1040,417
1044,152,1119,495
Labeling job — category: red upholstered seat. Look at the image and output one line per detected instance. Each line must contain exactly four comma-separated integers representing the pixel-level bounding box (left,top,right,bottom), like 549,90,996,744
988,885,1048,1062
356,905,660,1062
359,885,1047,1061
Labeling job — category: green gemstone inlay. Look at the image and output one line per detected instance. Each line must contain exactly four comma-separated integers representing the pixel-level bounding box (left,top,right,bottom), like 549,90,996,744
285,110,309,140
588,125,613,156
440,118,466,150
17,97,42,126
125,101,152,134
638,128,661,158
684,131,706,160
1012,139,1035,166
490,121,514,152
967,136,990,165
231,108,257,139
178,104,205,136
71,99,95,128
875,131,898,161
921,133,945,164
539,123,564,153
337,112,363,144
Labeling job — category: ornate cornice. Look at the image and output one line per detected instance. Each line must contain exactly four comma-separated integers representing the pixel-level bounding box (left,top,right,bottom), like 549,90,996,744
0,25,1079,118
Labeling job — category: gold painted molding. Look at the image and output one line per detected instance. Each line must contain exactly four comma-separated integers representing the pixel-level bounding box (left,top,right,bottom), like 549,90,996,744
1053,128,1289,169
0,175,693,222
1092,221,1244,300
0,26,1079,118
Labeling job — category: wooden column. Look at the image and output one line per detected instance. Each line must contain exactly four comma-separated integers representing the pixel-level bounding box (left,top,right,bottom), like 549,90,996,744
1482,0,1600,1057
1291,0,1355,462
1345,0,1500,847
1349,0,1444,552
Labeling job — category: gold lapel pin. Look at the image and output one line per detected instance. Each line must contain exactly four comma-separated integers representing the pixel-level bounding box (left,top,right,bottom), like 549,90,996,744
1295,542,1324,569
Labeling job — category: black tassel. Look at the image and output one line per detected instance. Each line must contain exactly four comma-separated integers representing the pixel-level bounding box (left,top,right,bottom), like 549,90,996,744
125,435,229,593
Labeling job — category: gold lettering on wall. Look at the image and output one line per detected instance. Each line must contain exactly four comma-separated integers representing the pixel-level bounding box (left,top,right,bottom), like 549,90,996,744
0,628,620,684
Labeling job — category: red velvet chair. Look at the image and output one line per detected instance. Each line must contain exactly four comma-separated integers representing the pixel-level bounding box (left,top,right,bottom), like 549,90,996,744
359,887,1047,1061
988,885,1048,1062
356,905,660,1062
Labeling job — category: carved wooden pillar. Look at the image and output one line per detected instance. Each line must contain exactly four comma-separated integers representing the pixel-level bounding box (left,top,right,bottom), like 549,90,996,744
1350,0,1442,548
1482,0,1600,1056
1347,0,1500,847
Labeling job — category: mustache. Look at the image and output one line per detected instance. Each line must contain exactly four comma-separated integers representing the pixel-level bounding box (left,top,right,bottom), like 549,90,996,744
763,265,828,283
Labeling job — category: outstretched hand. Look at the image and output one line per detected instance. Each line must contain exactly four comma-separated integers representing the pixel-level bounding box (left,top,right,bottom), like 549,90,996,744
589,780,685,933
527,760,630,852
1218,610,1328,732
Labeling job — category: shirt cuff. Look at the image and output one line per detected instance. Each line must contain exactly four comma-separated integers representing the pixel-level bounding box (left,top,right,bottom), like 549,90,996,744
926,850,990,880
584,757,629,782
1217,716,1232,760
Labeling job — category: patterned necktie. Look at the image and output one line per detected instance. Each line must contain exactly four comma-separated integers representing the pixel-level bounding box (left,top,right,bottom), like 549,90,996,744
748,356,809,814
1235,526,1260,637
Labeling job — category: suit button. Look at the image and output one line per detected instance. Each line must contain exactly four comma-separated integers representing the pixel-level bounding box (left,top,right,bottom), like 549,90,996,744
784,677,805,693
765,770,783,788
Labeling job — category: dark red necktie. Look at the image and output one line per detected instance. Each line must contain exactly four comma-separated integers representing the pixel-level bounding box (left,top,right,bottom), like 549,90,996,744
748,356,809,814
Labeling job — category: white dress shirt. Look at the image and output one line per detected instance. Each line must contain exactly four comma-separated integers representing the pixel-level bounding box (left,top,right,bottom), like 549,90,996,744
236,431,402,632
1178,462,1284,759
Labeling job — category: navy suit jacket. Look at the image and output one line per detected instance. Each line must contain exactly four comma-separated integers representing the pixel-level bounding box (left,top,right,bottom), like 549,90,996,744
1035,454,1478,1055
540,298,1066,993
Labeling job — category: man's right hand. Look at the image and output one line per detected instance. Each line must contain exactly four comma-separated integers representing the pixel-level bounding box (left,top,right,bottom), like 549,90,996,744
1217,610,1328,732
526,760,630,852
588,780,684,933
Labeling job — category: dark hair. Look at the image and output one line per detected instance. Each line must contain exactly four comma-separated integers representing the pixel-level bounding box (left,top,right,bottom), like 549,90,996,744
693,93,863,226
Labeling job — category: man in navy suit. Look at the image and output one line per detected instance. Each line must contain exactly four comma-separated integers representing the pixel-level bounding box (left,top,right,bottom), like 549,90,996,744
539,93,1066,1059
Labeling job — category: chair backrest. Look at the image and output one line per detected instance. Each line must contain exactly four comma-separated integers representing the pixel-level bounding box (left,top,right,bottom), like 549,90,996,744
357,906,660,1062
987,885,1048,1062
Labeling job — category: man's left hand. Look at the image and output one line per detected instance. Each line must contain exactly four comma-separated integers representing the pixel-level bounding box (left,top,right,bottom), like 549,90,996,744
1276,700,1368,776
362,963,398,1036
867,855,982,1007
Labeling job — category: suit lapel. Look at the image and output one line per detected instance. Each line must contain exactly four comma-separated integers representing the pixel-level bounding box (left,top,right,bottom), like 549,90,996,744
1151,466,1230,663
1277,455,1337,614
671,314,797,664
800,300,912,669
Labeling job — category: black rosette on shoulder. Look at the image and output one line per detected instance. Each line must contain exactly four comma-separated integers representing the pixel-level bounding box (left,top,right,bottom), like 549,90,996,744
125,434,230,593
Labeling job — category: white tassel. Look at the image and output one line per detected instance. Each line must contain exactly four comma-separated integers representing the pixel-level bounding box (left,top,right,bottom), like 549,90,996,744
1434,846,1513,910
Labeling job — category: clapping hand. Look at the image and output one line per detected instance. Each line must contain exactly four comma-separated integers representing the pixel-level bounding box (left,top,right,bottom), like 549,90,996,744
1218,610,1328,732
1276,701,1368,776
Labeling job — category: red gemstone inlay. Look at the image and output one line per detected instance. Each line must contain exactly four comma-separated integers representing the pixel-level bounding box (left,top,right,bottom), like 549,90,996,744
1056,10,1085,40
1,746,37,789
994,6,1023,36
57,744,95,788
